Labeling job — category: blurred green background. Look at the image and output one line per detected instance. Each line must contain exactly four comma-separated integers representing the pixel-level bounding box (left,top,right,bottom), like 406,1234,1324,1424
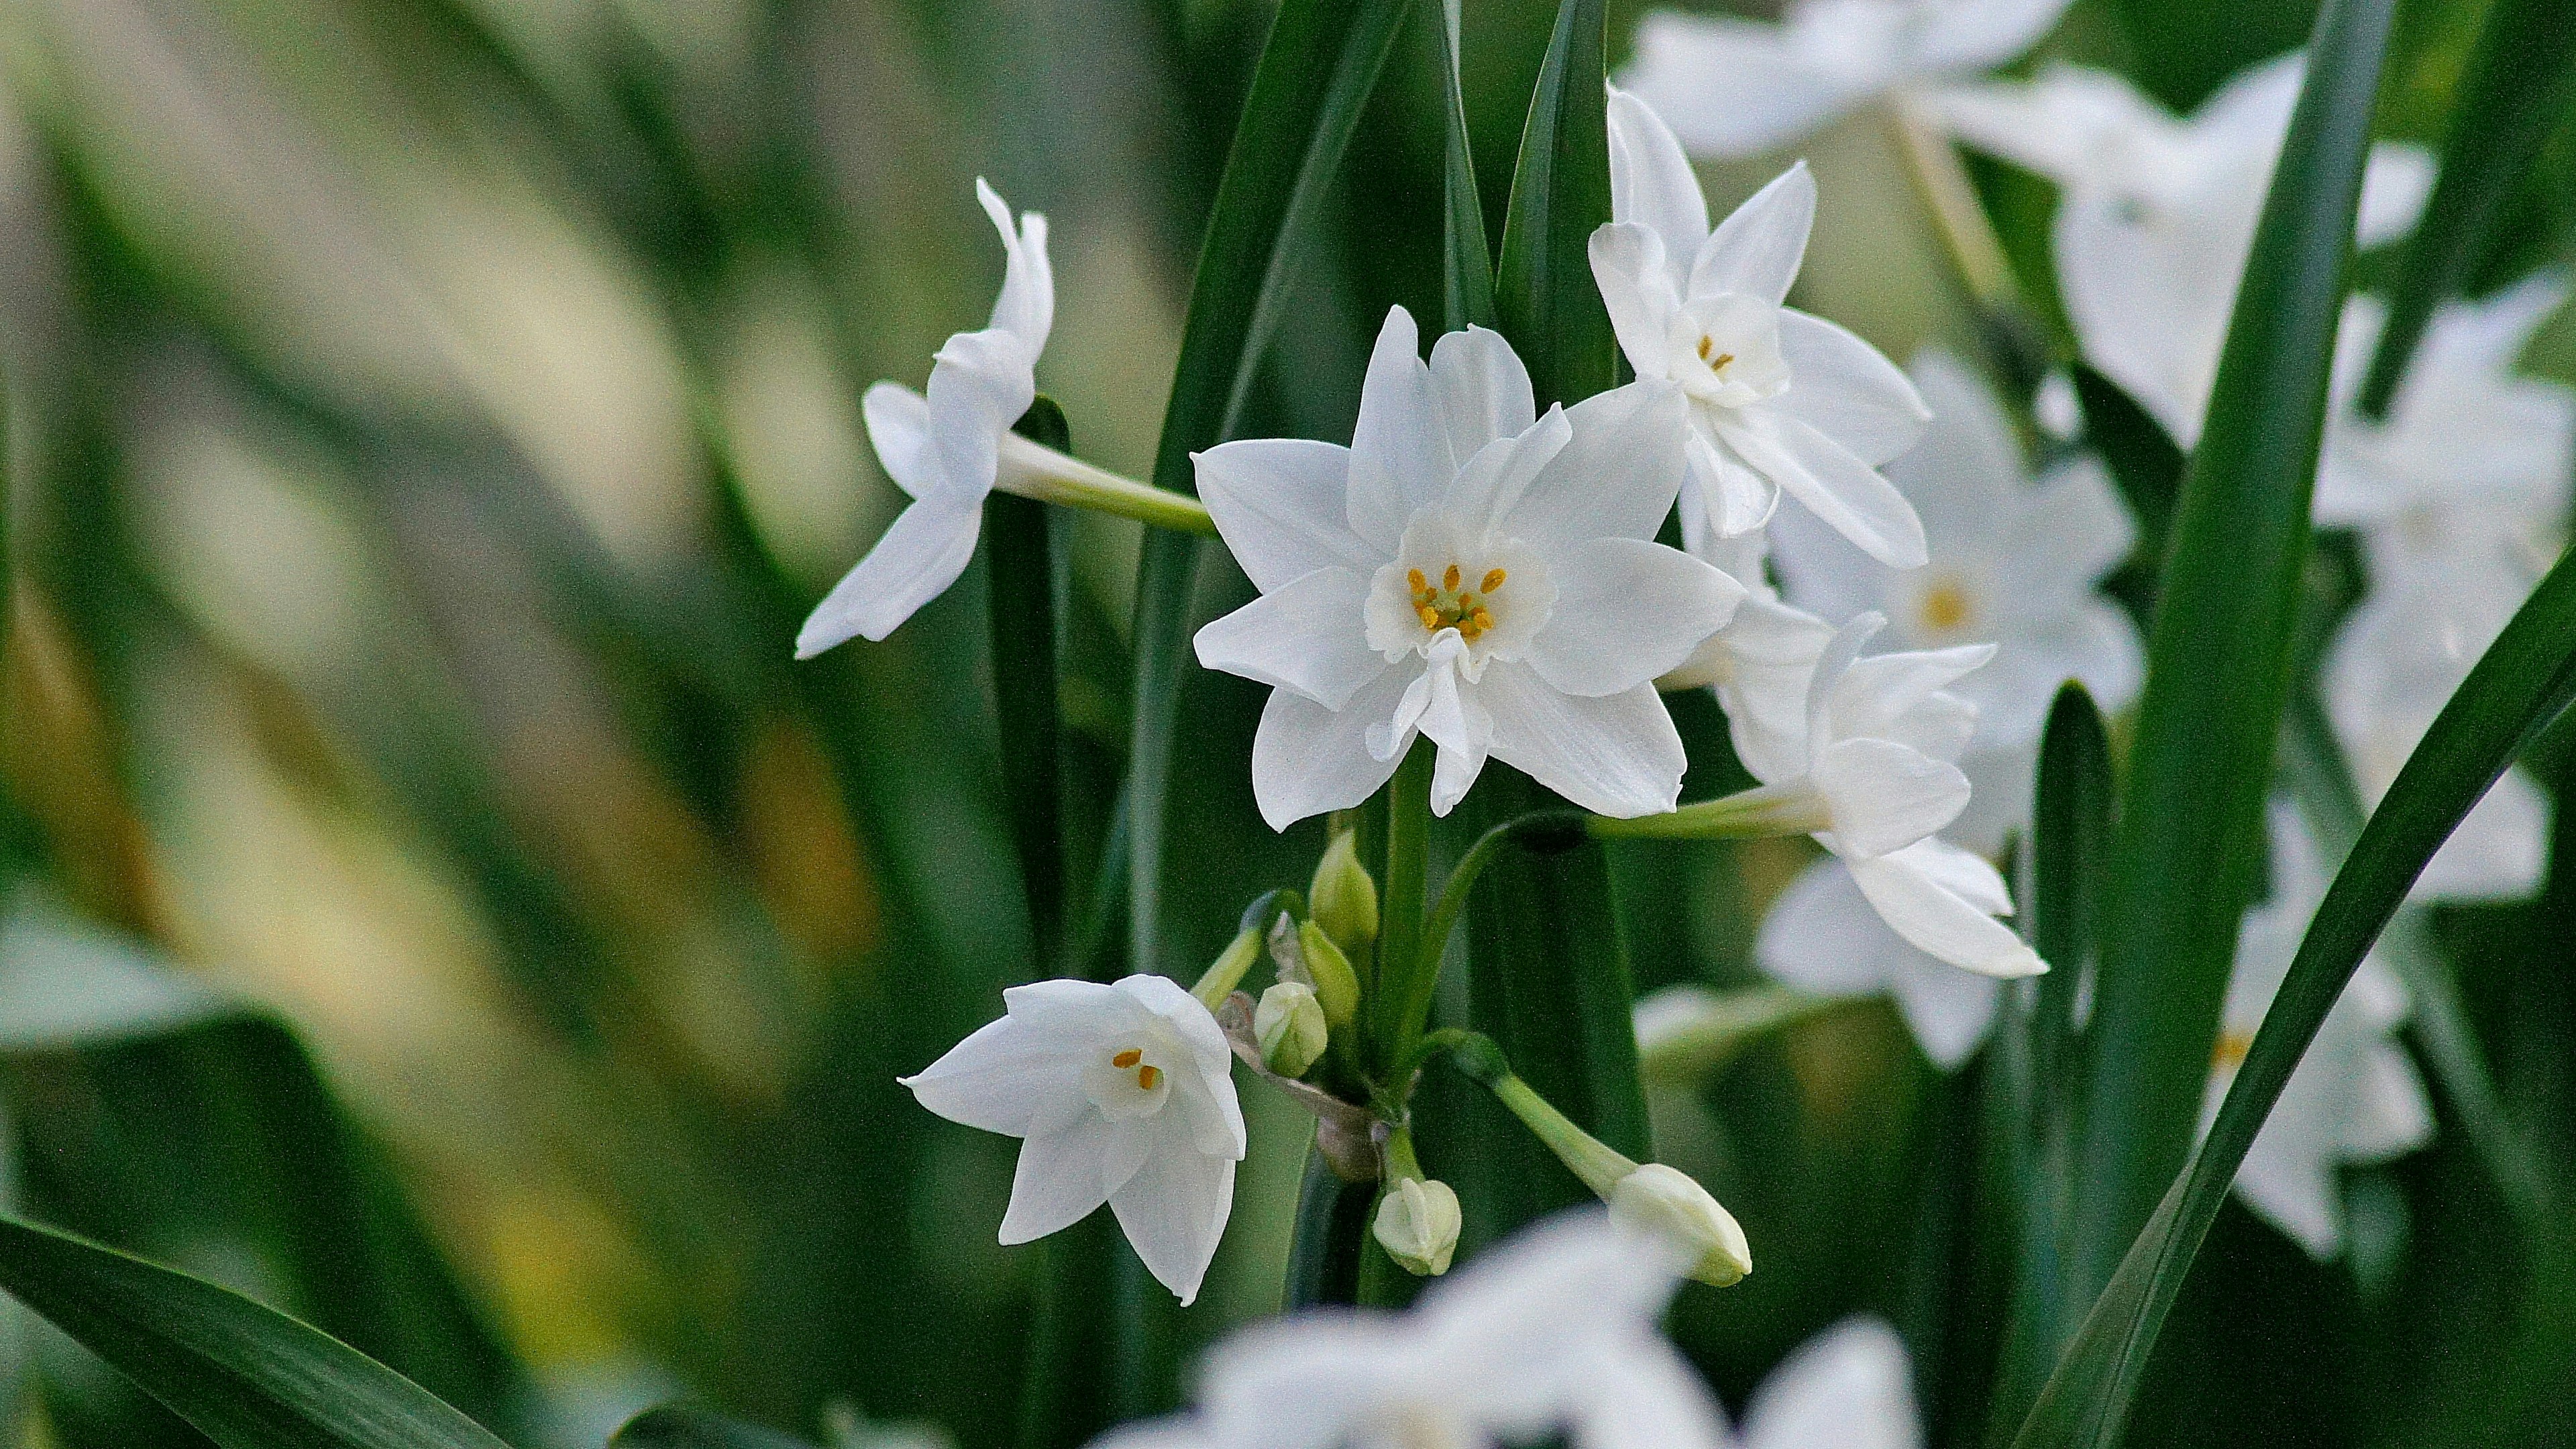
0,1,2566,1446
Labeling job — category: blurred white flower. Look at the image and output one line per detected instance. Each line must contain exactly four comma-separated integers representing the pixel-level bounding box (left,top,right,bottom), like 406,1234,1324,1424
798,178,1053,652
1621,0,2074,159
1729,1317,1923,1449
1770,349,2143,852
1756,856,1999,1068
1192,307,1744,828
2208,805,2432,1258
1935,55,2434,446
1593,93,1933,566
900,975,1244,1305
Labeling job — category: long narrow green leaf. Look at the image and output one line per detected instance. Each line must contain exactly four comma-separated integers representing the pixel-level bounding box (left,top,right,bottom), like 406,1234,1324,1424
1433,0,1496,333
1126,0,1410,977
2014,543,2576,1449
2356,0,2576,417
0,1212,511,1449
612,1405,820,1449
1492,0,1613,406
2067,0,2401,1311
992,401,1072,964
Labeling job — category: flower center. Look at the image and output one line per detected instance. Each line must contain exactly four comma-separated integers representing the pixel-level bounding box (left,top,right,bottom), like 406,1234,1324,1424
1409,564,1507,642
1110,1046,1162,1093
1695,335,1736,373
1916,576,1976,635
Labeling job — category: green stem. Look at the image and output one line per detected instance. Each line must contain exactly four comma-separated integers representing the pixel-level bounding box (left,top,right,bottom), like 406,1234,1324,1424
1442,1032,1636,1197
995,434,1218,536
1371,743,1434,1071
1582,783,1829,841
1399,811,1585,1046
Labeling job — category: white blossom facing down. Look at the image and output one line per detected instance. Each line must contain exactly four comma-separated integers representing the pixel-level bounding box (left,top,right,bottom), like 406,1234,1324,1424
1593,91,1933,566
900,974,1245,1304
2208,805,2433,1258
1620,0,2074,159
798,178,1053,653
1934,55,2434,446
1193,307,1745,829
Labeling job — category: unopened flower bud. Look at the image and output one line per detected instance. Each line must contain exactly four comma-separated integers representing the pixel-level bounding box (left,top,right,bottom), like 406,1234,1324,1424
1293,920,1360,1028
1255,981,1329,1078
1609,1163,1752,1287
1373,1176,1462,1276
1307,828,1379,953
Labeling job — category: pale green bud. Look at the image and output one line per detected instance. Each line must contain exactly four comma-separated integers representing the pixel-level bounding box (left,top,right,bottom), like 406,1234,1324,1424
1254,981,1329,1078
1307,828,1379,952
1293,920,1361,1028
1372,1176,1462,1276
1608,1163,1752,1287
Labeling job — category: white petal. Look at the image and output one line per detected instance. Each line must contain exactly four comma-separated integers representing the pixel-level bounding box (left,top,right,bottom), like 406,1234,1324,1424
1428,325,1540,459
862,382,941,500
900,1012,1088,1137
1691,162,1816,308
1845,844,2046,977
1118,973,1252,1159
1704,596,1837,785
1918,0,2075,71
1721,411,1929,568
1527,537,1744,696
2008,455,2138,603
2414,765,2547,902
1605,86,1710,268
2057,187,2240,448
1348,307,1454,553
794,498,981,653
1772,311,1931,467
975,177,1055,353
1813,739,1970,858
1194,569,1385,708
1929,68,2172,192
1757,857,1917,998
1193,439,1377,592
1821,644,1995,755
1479,665,1687,817
1404,637,1493,816
1503,380,1692,551
1888,952,2004,1070
1108,1112,1238,1305
2356,143,2434,248
1001,1111,1152,1245
1572,1341,1731,1449
1591,223,1684,386
1739,1317,1923,1449
1621,13,1868,158
1692,424,1783,539
1249,667,1418,831
1443,405,1574,539
927,327,1036,492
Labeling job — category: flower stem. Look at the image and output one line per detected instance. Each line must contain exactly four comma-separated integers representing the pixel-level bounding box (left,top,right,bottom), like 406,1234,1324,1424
1582,782,1831,841
1370,741,1435,1073
1442,1032,1637,1197
1884,92,2021,313
1396,810,1586,1046
996,433,1218,536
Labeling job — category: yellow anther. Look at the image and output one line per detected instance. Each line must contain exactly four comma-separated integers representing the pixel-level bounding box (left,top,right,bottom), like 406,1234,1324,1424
1419,604,1443,631
1112,1049,1142,1069
1697,335,1713,360
1481,569,1507,593
1472,608,1494,632
1712,352,1734,370
1136,1065,1163,1091
1408,568,1428,594
1443,564,1462,591
2212,1032,2253,1073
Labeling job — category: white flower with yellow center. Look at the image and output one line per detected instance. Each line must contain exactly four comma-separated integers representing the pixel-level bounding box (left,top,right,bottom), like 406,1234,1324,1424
1591,89,1934,566
798,178,1052,653
1193,307,1746,828
1621,0,2073,158
900,974,1245,1305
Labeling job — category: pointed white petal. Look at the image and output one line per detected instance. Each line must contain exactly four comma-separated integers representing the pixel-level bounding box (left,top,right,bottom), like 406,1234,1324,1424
1249,667,1417,831
1480,665,1686,817
1692,162,1816,308
1772,311,1932,467
1572,1341,1732,1449
1108,1116,1237,1305
2414,765,2548,902
1193,439,1376,592
1697,425,1784,538
1813,739,1970,858
1592,223,1685,386
1443,405,1574,539
2056,189,2239,448
1503,380,1692,551
1348,307,1454,553
2356,143,2434,248
863,382,942,500
1194,569,1384,708
2008,455,2138,602
975,177,1055,353
1845,844,2046,977
900,1012,1089,1137
1918,0,2075,71
1622,13,1867,158
1739,1317,1922,1449
1888,951,2004,1071
1527,537,1745,697
928,325,1037,489
1721,411,1929,568
1756,857,1915,998
1605,86,1711,268
1428,325,1540,459
1001,1111,1152,1245
794,498,981,653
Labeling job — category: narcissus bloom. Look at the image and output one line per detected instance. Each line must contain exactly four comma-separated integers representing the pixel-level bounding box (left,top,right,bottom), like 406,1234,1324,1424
1756,856,2000,1068
1593,91,1932,565
1622,0,2073,158
799,178,1052,652
1193,307,1744,828
901,975,1244,1304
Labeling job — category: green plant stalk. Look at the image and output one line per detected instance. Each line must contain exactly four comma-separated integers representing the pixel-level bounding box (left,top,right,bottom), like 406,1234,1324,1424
1631,985,1847,1090
1373,743,1435,1071
996,435,1216,537
1444,1034,1635,1197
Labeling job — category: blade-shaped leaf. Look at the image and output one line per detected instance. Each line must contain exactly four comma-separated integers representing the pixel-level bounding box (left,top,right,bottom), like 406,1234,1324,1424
611,1405,821,1449
2067,0,2401,1311
2014,542,2576,1449
2356,0,2576,416
0,1212,512,1449
991,400,1072,965
1433,0,1496,333
1492,0,1613,406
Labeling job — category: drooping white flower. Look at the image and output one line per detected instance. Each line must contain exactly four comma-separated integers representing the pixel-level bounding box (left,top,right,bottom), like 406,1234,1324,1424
799,178,1053,653
1729,1317,1923,1449
1192,307,1746,828
1621,0,2074,159
900,974,1245,1304
1593,91,1933,566
2207,804,2432,1258
1756,856,1999,1068
1768,349,2143,852
1934,54,2434,446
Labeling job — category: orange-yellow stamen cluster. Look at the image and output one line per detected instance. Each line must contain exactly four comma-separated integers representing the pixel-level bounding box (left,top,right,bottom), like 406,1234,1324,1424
1697,336,1735,370
1112,1047,1162,1092
1409,564,1507,641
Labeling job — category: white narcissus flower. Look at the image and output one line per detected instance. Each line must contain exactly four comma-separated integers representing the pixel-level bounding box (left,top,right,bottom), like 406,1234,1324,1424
1660,530,1841,786
1756,856,2000,1069
2208,804,2433,1258
1621,0,2073,159
1593,91,1933,566
1769,349,2143,853
1934,54,2434,447
1192,307,1746,828
799,178,1053,653
1730,1317,1923,1449
900,975,1245,1305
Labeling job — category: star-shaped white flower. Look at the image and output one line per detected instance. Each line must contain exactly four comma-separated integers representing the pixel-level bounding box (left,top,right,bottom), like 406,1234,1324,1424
1592,91,1933,566
1768,349,2143,852
901,974,1245,1304
798,178,1053,653
2208,804,2432,1258
1934,54,2434,446
1621,0,2074,158
1191,307,1746,828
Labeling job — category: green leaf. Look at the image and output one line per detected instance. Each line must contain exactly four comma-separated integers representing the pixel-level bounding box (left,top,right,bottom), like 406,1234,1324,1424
2019,541,2576,1447
1432,0,1496,333
2112,0,2323,112
2069,364,2182,622
610,1405,822,1449
991,400,1072,965
1492,0,1614,407
2356,0,2576,417
2065,0,2401,1313
0,1211,512,1449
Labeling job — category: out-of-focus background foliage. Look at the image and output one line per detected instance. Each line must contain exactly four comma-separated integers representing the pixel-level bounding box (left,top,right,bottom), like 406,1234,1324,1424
0,1,2566,1446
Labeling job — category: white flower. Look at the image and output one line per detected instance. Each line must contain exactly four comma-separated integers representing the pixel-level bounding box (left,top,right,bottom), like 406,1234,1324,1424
1756,856,1999,1068
798,178,1053,652
1728,1317,1922,1449
1660,530,1843,786
1593,92,1933,566
1620,0,2074,158
1934,54,2434,446
900,974,1245,1304
2208,804,2432,1258
1191,307,1746,828
1098,1210,1727,1449
1768,348,2143,853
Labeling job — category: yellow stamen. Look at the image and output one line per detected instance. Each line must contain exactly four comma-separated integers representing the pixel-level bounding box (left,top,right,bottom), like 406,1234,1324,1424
1112,1049,1142,1069
1418,604,1443,631
1481,568,1507,593
2212,1032,2253,1073
1443,564,1461,591
1472,608,1494,633
1712,352,1734,370
1697,335,1713,360
1136,1065,1163,1091
1407,568,1427,594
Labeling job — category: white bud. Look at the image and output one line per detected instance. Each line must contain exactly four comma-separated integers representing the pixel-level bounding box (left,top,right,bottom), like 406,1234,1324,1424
1609,1163,1752,1287
1372,1176,1462,1277
1254,981,1329,1078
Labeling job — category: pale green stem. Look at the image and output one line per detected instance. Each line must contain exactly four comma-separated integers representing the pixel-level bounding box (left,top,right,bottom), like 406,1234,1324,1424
1190,924,1265,1010
1884,91,2022,313
1446,1034,1637,1197
996,433,1217,536
1583,782,1831,841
